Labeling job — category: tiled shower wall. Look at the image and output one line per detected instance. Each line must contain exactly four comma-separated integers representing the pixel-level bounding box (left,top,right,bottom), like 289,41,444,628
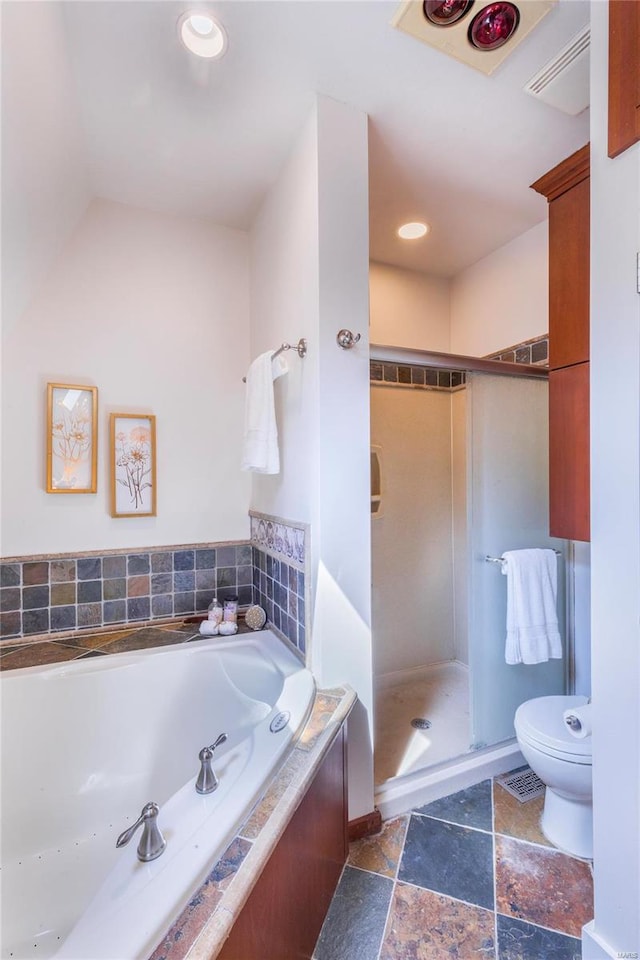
1,512,308,651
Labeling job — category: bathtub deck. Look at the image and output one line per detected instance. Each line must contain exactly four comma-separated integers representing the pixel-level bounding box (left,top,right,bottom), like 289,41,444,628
147,683,355,960
2,623,351,960
0,620,253,670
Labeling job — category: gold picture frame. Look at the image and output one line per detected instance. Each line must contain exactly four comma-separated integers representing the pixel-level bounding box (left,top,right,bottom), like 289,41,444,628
46,383,98,494
110,413,157,517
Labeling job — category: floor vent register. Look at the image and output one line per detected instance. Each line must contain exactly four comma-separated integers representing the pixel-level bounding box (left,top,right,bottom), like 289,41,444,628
495,767,545,803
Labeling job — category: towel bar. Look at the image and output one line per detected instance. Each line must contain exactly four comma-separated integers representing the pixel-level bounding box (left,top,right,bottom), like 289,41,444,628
242,339,307,382
485,551,562,564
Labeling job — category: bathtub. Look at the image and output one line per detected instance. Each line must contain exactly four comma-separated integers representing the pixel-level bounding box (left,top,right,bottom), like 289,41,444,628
1,630,315,960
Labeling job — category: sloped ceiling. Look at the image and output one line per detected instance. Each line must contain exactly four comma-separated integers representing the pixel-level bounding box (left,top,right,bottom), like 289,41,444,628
2,0,591,291
1,1,91,332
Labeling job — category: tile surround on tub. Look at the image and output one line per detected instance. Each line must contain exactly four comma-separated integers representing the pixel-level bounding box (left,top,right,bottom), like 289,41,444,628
1,542,254,641
1,519,309,653
249,511,309,657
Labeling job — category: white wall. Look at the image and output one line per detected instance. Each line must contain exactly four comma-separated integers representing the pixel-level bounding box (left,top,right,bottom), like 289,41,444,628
1,199,251,556
249,111,320,524
583,3,640,956
1,1,91,337
250,96,373,820
450,221,548,357
371,387,455,677
369,261,450,352
370,221,548,360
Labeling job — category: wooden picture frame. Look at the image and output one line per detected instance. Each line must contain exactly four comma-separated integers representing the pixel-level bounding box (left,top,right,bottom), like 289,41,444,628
110,413,157,518
46,383,98,493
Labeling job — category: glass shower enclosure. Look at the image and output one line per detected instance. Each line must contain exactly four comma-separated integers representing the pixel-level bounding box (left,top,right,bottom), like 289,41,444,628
370,347,568,793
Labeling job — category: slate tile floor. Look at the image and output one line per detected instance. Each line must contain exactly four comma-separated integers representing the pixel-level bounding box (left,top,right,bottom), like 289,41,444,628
314,773,593,960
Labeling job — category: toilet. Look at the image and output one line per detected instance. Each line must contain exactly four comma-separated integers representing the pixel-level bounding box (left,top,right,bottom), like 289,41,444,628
514,694,592,860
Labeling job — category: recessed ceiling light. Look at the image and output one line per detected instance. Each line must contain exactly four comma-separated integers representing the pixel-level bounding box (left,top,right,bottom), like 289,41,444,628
398,222,430,240
178,12,227,59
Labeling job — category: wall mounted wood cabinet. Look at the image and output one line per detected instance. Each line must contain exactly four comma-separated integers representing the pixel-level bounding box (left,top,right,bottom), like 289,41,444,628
531,145,590,371
531,144,590,542
608,0,640,159
549,364,590,542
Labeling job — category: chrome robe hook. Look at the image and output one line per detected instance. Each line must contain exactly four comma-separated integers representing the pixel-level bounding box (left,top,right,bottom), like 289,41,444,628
336,329,361,350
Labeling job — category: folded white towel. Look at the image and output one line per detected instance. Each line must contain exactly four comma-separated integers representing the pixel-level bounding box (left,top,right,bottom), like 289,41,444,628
501,548,562,665
241,351,288,474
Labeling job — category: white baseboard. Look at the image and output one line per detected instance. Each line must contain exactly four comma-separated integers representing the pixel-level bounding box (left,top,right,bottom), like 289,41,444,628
582,921,633,960
375,739,523,820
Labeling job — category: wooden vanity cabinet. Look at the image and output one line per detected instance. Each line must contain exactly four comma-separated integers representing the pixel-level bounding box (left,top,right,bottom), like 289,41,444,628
608,0,640,159
218,726,348,960
531,144,590,542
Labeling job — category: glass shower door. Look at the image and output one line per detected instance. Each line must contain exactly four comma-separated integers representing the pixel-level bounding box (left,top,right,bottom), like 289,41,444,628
467,373,566,749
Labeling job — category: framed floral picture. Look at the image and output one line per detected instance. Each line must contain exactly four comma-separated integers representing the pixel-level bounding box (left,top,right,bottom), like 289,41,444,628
46,383,98,493
110,414,157,517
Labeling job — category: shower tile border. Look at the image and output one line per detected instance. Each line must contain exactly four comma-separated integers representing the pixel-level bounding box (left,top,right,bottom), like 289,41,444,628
485,333,549,367
370,362,466,392
370,335,548,390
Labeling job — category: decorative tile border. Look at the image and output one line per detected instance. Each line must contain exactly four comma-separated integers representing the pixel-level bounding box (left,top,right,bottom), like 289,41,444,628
249,512,306,568
370,362,466,391
0,542,253,641
249,511,308,657
485,334,549,366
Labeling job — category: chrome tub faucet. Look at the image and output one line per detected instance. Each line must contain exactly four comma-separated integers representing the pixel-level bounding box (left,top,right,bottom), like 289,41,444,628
196,733,227,794
116,802,166,862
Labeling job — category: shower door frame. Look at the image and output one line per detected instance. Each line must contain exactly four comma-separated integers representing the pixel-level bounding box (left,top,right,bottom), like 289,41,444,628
369,345,574,781
370,344,549,382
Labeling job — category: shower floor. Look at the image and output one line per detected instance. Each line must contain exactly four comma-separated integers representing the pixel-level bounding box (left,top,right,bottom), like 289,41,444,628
374,660,470,784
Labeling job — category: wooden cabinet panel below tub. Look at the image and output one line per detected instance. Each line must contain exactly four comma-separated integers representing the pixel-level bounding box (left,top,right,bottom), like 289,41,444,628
218,726,348,960
549,363,590,542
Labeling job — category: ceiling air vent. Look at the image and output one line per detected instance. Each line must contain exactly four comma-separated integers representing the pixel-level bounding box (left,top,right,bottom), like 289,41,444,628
523,24,590,115
391,0,556,76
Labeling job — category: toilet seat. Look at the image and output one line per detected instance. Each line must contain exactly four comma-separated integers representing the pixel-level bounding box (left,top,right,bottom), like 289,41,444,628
515,696,592,764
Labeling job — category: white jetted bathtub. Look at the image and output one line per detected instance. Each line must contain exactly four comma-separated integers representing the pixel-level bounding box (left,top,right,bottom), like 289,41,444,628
0,630,314,960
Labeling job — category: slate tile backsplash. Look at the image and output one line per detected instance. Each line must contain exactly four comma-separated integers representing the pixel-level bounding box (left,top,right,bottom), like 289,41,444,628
1,542,265,641
1,528,309,656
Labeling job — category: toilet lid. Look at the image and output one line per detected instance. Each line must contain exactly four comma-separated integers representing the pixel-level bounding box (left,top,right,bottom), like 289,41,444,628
515,695,592,759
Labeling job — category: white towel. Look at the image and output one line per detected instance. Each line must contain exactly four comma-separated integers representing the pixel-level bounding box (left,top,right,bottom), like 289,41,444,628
241,351,288,474
501,548,562,665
